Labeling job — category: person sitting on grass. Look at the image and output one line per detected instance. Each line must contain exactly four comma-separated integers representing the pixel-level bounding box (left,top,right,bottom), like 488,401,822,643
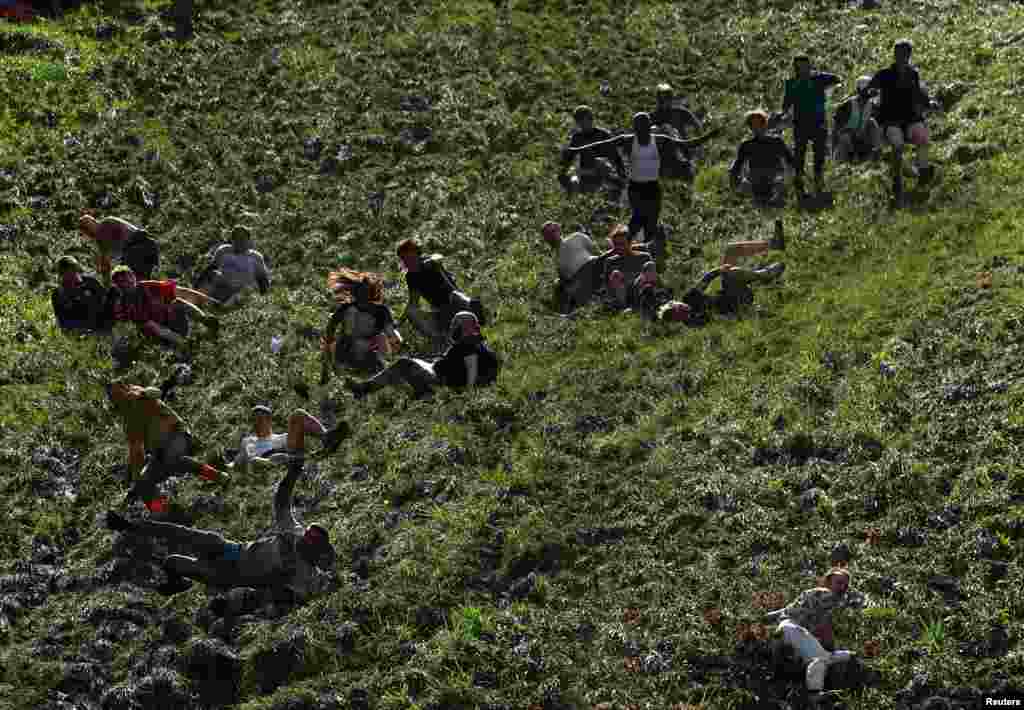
558,105,626,196
102,265,221,352
345,311,499,400
52,255,107,333
196,225,271,308
833,76,882,163
866,38,936,202
79,213,160,285
397,238,486,350
542,221,613,314
729,110,798,208
775,53,843,195
228,405,350,477
650,82,705,180
603,224,653,290
107,381,231,515
763,567,865,703
105,450,343,601
320,268,402,378
680,220,787,320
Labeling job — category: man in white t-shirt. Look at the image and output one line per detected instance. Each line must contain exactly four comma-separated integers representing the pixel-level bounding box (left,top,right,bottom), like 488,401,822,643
542,221,612,314
229,405,348,476
201,226,271,307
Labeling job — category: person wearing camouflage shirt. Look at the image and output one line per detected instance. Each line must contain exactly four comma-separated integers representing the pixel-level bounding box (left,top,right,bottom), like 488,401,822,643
764,567,864,699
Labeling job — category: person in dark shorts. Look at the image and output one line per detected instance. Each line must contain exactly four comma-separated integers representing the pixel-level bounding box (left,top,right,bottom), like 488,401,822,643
52,255,107,333
729,110,798,208
558,106,626,195
542,221,613,314
397,238,486,350
777,54,842,195
867,39,936,202
346,311,499,399
321,268,402,377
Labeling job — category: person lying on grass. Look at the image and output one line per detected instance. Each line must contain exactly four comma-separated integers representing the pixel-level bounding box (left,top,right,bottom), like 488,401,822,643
763,567,865,702
228,404,351,477
603,223,654,295
320,268,402,379
397,238,487,352
345,311,499,400
105,447,345,601
79,213,160,285
107,381,231,515
195,225,271,308
558,105,626,196
729,109,798,208
52,255,107,334
542,221,614,314
102,265,221,353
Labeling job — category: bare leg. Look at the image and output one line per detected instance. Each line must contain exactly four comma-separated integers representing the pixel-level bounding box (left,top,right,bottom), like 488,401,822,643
721,241,771,267
136,521,228,557
286,409,327,452
354,358,438,397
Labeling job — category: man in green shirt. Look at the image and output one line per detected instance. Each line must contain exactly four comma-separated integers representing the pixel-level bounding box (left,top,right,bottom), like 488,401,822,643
777,54,842,195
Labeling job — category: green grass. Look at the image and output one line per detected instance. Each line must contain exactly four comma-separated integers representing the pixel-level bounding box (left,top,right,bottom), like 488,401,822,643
1,0,1024,708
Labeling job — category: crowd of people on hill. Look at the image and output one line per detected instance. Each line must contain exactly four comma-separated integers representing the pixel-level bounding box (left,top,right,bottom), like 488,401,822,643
40,36,943,704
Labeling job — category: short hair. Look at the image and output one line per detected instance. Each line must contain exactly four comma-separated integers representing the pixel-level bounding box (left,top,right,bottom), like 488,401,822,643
252,405,272,417
793,53,810,63
396,238,420,258
894,38,913,53
609,223,629,241
573,105,593,121
306,523,330,544
56,255,82,274
111,265,134,279
745,109,770,128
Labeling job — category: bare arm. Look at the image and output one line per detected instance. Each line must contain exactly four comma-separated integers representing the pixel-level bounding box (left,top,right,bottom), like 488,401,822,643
654,126,722,148
565,134,631,153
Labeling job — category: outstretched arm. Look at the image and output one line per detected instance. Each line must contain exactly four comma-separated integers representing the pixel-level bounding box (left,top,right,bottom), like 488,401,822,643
565,134,631,153
654,126,722,148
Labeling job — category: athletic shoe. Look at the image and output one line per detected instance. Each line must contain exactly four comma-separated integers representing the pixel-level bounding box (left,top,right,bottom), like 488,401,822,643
760,262,786,280
106,510,134,532
770,220,785,251
322,421,352,455
156,574,194,597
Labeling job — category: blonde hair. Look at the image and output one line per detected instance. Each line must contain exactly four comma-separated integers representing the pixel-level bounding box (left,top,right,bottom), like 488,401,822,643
327,268,384,304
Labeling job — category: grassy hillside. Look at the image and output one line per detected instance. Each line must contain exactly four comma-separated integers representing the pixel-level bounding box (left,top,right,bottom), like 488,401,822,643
2,0,1024,708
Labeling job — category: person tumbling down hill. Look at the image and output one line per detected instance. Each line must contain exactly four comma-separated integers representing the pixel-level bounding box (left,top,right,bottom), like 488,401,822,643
106,448,344,600
604,224,653,296
52,255,107,333
321,268,402,378
658,220,787,324
763,567,865,703
542,221,614,314
397,238,487,351
729,110,797,208
345,311,499,400
558,105,626,196
79,213,160,285
228,405,351,477
197,225,271,308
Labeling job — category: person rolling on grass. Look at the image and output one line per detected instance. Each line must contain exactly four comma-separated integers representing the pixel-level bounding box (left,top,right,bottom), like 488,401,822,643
542,221,613,314
833,76,883,163
565,112,721,246
649,82,705,180
867,38,937,203
775,54,843,196
345,311,499,400
79,213,160,286
106,381,231,515
196,225,271,308
397,238,487,352
729,110,798,208
320,268,402,379
105,453,342,600
103,265,221,352
603,224,653,292
558,105,626,196
228,405,350,477
52,255,107,333
763,567,865,703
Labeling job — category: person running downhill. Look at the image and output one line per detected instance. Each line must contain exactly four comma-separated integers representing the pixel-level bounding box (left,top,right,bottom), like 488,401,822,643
320,268,403,378
565,112,721,245
776,54,842,195
833,76,883,163
105,450,344,600
729,110,798,208
650,82,705,180
558,106,627,196
107,381,231,515
867,38,936,203
52,255,107,333
763,567,865,703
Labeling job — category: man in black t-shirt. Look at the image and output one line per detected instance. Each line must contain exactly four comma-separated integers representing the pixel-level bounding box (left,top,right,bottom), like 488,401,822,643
345,312,499,399
559,106,626,195
397,238,485,350
729,110,797,207
52,255,107,333
650,83,704,180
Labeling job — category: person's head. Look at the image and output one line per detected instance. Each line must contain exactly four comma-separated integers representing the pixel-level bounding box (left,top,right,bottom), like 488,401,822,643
609,224,631,256
855,75,872,100
111,265,137,291
328,268,384,305
824,567,851,596
658,301,691,323
450,311,481,342
573,105,594,132
632,111,652,138
745,109,770,137
105,381,137,404
655,82,674,109
78,213,98,238
230,225,252,253
396,238,421,272
894,39,913,68
793,54,811,79
252,405,273,437
57,255,84,289
300,523,335,568
541,221,562,248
